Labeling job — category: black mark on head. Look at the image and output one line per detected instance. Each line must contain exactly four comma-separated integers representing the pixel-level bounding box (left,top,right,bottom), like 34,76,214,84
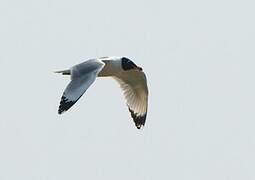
121,57,138,71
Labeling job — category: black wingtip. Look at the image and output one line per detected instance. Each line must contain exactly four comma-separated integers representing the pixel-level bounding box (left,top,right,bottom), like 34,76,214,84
58,108,65,115
128,108,147,129
58,95,76,115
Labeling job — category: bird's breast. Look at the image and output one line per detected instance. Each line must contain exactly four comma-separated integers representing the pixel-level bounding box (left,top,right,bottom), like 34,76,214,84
98,60,122,77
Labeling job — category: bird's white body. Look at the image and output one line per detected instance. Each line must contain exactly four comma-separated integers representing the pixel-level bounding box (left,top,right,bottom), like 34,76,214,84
98,57,122,77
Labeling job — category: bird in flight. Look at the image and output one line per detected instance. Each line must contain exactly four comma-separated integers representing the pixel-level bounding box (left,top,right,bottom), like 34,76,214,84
55,56,148,129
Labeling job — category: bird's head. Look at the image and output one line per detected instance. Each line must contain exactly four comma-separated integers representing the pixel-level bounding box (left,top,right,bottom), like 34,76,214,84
121,57,143,71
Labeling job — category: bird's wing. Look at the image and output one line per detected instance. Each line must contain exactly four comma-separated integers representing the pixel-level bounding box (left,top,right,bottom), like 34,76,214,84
58,59,105,114
114,70,148,129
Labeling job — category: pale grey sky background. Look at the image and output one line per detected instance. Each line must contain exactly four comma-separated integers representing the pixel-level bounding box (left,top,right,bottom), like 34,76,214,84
0,0,255,179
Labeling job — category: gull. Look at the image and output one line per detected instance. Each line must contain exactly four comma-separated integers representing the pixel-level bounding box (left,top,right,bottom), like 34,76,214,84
55,56,149,129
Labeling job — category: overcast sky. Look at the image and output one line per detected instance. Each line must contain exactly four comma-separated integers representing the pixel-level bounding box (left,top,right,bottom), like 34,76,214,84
0,0,255,179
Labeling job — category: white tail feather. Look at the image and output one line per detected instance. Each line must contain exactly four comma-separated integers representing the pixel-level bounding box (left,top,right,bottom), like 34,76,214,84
54,69,71,75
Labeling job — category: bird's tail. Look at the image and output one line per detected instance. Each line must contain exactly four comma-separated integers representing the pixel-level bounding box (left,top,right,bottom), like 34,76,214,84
54,69,71,75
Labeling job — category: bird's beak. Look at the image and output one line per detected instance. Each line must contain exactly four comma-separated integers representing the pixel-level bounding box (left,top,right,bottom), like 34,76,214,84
136,66,143,71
